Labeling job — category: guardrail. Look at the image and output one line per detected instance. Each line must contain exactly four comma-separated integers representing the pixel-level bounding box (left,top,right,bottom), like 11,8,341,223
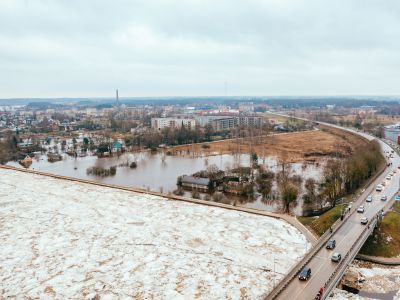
265,163,388,300
322,189,397,298
264,195,362,299
264,118,389,300
322,218,377,297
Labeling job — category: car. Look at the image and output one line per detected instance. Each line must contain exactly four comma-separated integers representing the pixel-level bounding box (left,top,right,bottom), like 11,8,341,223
381,195,387,201
386,175,392,180
331,253,342,262
361,217,368,225
381,181,386,186
395,195,400,201
366,195,373,202
298,266,311,280
326,239,336,249
357,206,365,213
376,184,383,192
393,169,397,174
398,165,400,169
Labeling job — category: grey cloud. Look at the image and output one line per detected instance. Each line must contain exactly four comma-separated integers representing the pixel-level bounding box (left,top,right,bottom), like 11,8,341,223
0,0,400,97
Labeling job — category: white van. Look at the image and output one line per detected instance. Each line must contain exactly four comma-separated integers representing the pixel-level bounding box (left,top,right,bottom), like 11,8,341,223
376,184,383,192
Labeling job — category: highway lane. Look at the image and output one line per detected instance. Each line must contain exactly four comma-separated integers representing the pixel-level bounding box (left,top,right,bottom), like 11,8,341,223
275,137,400,299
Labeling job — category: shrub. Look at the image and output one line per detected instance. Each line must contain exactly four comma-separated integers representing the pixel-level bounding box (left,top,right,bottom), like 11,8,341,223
173,187,185,196
203,194,211,201
212,192,231,204
130,161,137,168
86,166,117,177
109,166,117,175
192,190,200,199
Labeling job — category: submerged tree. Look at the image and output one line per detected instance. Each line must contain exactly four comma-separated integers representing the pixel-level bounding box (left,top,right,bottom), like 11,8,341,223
281,183,299,213
276,161,298,213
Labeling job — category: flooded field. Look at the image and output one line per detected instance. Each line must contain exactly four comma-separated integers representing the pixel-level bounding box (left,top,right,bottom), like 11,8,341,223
7,151,324,214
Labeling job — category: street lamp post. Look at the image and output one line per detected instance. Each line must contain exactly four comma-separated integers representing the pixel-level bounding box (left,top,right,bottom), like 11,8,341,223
273,255,276,288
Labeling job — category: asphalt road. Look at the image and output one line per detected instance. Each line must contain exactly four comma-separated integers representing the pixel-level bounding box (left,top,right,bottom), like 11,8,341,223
276,132,400,300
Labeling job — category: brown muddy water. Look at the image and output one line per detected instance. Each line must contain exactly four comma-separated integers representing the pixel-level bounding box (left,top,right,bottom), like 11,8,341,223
7,151,324,214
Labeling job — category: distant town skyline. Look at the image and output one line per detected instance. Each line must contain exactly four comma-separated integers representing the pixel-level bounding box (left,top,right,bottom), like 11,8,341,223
1,0,400,98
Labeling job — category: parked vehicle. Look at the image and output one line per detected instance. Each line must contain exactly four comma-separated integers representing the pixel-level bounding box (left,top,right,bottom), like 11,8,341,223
331,253,342,262
357,206,365,213
381,195,387,201
366,195,373,202
361,217,368,225
326,239,336,249
298,266,311,280
386,175,392,180
376,184,383,192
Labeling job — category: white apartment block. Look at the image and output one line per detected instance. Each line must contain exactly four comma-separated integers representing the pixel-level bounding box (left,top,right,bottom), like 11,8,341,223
151,118,196,130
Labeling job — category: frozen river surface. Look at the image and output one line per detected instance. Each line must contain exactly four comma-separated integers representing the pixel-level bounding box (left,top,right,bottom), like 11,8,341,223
0,168,310,299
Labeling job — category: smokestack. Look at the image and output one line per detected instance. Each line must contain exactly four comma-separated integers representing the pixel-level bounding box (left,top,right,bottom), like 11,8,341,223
116,89,119,106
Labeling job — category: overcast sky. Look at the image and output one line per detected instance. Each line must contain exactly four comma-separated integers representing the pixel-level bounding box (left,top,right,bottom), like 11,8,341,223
1,0,400,98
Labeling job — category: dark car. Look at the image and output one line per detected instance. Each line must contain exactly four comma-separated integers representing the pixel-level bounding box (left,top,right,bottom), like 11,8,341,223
326,239,336,249
298,266,311,280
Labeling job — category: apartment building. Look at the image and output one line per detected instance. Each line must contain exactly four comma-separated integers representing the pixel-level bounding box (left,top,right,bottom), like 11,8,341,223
151,117,196,130
195,115,262,131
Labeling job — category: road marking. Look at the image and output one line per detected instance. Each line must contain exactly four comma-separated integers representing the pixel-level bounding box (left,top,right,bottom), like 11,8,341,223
292,257,326,300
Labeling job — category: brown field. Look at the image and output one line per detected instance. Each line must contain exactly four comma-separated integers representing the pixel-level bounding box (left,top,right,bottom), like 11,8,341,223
171,127,368,162
261,112,289,123
333,114,400,126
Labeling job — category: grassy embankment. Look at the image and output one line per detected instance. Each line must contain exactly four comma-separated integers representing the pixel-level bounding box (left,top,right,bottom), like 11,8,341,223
359,204,400,257
298,204,346,236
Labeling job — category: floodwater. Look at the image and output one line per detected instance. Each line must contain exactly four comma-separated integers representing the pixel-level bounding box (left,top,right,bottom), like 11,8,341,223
7,151,324,214
8,152,252,192
385,128,400,143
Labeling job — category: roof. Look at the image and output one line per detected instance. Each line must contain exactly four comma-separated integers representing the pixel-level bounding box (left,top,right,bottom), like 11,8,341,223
112,141,123,149
181,175,210,186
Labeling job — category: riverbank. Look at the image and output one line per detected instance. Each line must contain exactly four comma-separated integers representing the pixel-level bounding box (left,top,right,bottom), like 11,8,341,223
334,260,400,299
359,207,400,258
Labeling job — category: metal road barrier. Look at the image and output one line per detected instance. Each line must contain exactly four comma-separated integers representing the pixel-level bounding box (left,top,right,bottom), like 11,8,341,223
322,218,377,298
264,198,361,300
264,114,389,300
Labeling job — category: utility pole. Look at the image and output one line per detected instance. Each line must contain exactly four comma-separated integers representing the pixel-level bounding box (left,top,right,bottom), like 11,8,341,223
273,255,276,288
